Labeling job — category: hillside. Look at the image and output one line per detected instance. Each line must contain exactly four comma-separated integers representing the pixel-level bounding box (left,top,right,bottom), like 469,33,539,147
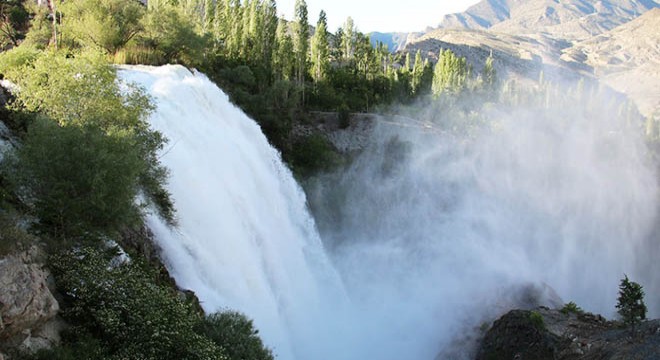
402,0,660,117
562,8,660,117
438,0,659,40
403,28,579,83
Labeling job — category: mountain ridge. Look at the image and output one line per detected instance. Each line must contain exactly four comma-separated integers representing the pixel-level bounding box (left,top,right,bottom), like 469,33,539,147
438,0,659,40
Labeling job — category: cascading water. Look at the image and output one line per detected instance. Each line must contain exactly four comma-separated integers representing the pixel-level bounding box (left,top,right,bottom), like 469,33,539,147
118,65,349,360
119,65,660,360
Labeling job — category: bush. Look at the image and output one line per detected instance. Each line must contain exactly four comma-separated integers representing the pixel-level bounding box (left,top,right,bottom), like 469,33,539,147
4,119,144,241
289,133,341,177
560,301,583,315
48,246,227,360
0,44,40,75
529,311,545,330
1,49,174,228
616,275,647,333
197,311,273,360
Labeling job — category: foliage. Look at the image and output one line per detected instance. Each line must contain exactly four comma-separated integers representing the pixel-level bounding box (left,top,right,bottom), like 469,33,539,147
289,134,341,177
309,10,329,83
0,49,174,224
0,43,39,73
0,0,29,49
0,211,36,256
20,3,52,49
48,246,227,360
529,311,545,330
197,311,274,360
560,301,584,315
0,49,151,131
139,4,206,66
432,49,470,95
3,119,144,241
616,275,647,332
60,0,145,54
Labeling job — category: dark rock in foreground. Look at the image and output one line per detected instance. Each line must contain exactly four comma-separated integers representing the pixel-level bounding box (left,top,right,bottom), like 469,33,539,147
476,307,660,360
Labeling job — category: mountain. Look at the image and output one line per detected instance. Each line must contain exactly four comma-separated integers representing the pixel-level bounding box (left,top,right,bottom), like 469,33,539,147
402,1,660,117
438,0,659,40
368,32,421,52
562,8,660,117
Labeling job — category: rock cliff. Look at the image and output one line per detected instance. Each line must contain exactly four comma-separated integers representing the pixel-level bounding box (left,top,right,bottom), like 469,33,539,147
477,307,660,360
0,247,62,356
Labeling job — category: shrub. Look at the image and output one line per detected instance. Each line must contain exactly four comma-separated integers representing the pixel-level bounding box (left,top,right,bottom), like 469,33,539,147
197,311,273,360
4,119,144,241
289,133,341,177
616,275,647,333
49,246,227,360
529,311,545,330
1,49,174,228
560,301,583,315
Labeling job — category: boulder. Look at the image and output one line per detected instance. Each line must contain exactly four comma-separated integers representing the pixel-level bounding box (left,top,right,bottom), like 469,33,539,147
0,247,60,350
477,307,660,360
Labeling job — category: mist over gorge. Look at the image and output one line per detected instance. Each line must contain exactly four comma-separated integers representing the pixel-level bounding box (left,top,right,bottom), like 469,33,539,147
1,0,659,359
118,64,660,360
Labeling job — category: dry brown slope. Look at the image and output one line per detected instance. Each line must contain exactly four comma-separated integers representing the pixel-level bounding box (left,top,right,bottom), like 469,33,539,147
562,8,660,117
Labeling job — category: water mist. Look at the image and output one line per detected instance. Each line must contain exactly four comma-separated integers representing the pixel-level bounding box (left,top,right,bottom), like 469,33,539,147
306,88,660,358
120,65,659,360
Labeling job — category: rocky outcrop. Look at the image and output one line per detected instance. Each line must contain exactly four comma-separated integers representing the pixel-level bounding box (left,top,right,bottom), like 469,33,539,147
0,246,61,354
477,307,660,360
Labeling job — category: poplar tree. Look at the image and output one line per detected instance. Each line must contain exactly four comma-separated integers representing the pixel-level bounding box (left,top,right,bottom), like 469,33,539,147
411,49,424,94
292,0,309,102
483,52,496,88
274,18,293,81
432,48,469,95
309,10,329,83
341,16,355,61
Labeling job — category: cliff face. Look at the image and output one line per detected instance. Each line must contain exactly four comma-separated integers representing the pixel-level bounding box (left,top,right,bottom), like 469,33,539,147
0,246,62,357
477,307,660,360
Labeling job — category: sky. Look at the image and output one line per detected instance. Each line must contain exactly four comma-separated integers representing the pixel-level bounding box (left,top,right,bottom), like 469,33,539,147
278,0,482,33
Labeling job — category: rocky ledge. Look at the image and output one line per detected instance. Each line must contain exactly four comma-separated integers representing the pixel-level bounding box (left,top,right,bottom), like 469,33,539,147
0,246,62,357
476,307,660,360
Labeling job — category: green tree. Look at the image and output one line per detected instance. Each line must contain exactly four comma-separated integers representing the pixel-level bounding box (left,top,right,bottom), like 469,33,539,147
0,49,150,132
197,311,274,360
411,49,424,94
341,16,355,61
0,0,29,49
309,10,329,84
432,48,469,95
482,52,496,89
141,4,206,66
616,275,647,334
0,49,174,228
292,0,309,90
60,0,145,54
4,119,145,240
273,18,293,81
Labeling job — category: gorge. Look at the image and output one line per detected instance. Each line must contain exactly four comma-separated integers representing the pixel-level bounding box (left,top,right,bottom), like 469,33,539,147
120,64,660,359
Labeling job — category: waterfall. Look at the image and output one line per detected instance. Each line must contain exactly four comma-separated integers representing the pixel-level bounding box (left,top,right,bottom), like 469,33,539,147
118,65,347,360
118,64,659,360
